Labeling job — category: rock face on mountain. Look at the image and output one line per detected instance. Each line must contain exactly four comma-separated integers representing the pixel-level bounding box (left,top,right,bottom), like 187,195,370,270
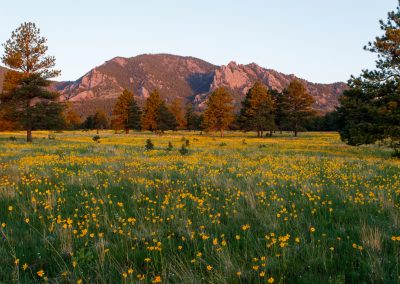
196,61,346,112
2,54,347,117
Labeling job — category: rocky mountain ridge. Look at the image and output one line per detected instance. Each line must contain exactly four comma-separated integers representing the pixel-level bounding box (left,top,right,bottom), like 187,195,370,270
1,54,347,117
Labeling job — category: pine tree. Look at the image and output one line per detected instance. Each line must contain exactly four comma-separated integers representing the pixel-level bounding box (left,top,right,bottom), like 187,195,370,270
142,89,163,131
337,2,400,153
127,99,142,131
202,87,234,137
64,104,82,130
1,22,61,142
169,98,186,129
280,80,315,137
93,110,109,134
157,104,178,132
270,89,285,133
82,115,94,130
185,104,201,130
240,81,276,137
112,90,141,133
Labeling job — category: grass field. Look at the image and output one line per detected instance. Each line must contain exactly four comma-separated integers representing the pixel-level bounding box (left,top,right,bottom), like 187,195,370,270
0,131,399,283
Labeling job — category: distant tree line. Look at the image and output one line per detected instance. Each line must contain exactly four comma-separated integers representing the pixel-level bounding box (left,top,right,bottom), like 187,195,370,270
67,78,315,137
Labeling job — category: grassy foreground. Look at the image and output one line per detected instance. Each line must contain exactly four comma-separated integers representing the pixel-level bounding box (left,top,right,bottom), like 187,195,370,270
0,131,399,283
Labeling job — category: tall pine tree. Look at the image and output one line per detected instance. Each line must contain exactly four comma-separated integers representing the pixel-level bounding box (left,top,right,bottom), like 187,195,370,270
169,98,186,129
1,22,61,142
93,110,109,134
280,80,315,137
142,89,177,132
185,104,202,131
142,89,163,131
112,89,141,133
240,81,276,137
203,87,234,137
337,2,400,153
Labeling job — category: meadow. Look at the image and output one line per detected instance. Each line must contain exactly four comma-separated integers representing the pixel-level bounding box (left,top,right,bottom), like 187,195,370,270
0,131,399,283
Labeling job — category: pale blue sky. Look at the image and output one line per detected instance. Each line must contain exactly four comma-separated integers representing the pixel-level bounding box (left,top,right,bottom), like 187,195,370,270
0,0,396,83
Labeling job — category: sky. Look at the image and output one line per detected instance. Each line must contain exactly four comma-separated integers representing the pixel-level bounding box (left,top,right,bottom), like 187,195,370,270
0,0,397,83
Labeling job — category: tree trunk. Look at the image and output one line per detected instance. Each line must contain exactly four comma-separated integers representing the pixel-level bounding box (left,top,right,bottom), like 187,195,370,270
270,130,273,137
125,128,129,134
294,129,298,137
220,129,224,137
257,130,260,137
97,128,99,134
27,128,32,143
26,103,33,143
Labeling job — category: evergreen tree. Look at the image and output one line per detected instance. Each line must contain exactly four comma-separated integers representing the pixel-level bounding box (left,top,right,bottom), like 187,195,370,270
202,87,234,137
112,90,141,133
239,81,276,137
169,98,186,129
280,80,315,137
64,104,82,130
128,99,142,131
142,89,163,131
185,104,202,130
337,2,400,153
93,110,109,134
270,89,285,133
82,115,95,130
157,103,178,132
1,22,61,142
31,102,66,130
141,89,177,132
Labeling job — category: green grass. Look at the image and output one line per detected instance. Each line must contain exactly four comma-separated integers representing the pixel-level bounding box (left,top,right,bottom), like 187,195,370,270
0,131,399,283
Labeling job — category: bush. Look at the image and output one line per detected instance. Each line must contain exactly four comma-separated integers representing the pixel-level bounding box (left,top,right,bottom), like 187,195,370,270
258,144,267,148
179,144,188,155
185,139,190,147
9,136,17,141
392,149,400,158
219,142,227,147
167,141,173,151
145,139,154,150
92,135,101,143
48,134,56,140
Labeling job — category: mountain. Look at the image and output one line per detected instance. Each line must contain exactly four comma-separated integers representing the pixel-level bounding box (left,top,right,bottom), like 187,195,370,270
1,54,348,117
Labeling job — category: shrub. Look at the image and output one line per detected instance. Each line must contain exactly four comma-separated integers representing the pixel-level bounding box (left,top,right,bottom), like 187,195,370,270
9,136,17,141
179,144,188,155
392,149,400,158
219,142,227,147
92,135,101,143
145,139,154,150
167,141,173,151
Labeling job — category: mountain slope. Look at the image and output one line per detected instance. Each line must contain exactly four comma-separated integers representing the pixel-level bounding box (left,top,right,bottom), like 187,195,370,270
2,54,348,117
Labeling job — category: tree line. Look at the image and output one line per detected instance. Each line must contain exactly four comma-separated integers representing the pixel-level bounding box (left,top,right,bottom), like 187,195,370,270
62,79,316,137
